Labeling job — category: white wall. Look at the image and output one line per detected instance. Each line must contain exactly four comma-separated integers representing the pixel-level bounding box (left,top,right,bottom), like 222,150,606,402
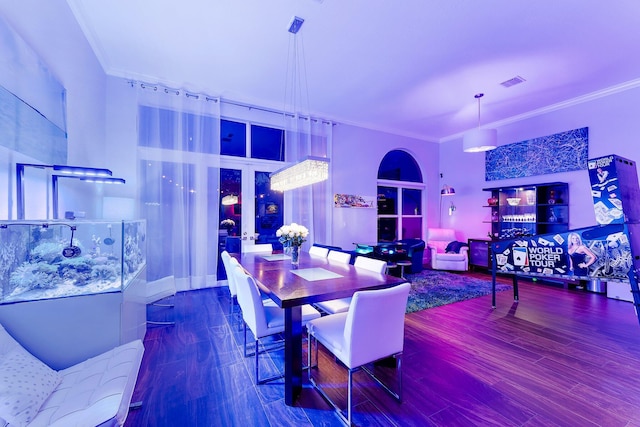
330,124,439,249
0,0,113,220
439,86,640,242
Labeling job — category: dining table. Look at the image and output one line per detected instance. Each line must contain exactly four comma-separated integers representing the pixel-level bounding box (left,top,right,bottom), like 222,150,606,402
232,250,407,405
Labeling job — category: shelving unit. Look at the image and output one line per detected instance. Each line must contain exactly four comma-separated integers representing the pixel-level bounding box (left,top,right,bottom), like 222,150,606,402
483,182,569,240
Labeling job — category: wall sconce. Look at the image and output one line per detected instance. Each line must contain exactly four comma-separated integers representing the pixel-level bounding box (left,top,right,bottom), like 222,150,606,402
16,163,114,219
270,156,330,192
439,184,456,227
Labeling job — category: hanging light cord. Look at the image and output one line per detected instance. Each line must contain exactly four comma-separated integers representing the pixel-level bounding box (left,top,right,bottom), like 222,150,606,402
475,93,484,128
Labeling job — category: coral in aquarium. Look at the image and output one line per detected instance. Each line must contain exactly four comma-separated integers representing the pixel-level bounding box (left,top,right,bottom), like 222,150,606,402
9,263,59,296
0,237,22,285
59,256,94,287
91,263,120,282
1,221,146,303
122,221,145,277
123,235,143,274
30,241,67,263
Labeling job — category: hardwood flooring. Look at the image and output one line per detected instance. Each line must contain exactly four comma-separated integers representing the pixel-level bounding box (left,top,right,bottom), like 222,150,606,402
125,273,640,426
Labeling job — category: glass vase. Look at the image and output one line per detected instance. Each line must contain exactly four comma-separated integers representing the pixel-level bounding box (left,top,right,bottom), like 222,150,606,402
291,245,300,265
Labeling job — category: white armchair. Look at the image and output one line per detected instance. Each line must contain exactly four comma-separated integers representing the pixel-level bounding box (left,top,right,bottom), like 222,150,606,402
427,228,468,271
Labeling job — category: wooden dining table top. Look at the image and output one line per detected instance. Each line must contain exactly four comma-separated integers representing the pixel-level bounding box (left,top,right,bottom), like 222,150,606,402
233,251,406,308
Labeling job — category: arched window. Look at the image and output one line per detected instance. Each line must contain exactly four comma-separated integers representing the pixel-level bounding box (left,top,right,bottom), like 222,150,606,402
377,150,424,241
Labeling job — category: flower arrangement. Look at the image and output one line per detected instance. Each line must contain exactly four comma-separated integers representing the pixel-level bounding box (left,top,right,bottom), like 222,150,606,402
220,218,235,230
276,223,309,247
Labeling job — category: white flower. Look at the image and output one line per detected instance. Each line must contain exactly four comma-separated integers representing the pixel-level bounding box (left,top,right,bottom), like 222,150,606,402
277,223,309,247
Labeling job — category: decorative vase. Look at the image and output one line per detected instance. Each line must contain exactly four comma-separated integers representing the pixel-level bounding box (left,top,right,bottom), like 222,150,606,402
291,245,300,265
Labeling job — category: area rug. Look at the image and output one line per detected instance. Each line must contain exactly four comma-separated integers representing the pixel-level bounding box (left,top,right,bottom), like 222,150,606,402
404,270,512,314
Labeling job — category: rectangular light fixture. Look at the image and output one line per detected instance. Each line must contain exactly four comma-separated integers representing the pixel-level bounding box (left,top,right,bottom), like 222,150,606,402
79,177,126,184
53,165,113,177
270,156,329,192
16,163,115,219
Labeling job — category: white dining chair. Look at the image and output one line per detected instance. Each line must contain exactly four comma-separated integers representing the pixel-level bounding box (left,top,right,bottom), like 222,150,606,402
316,255,389,315
354,255,388,274
307,282,411,426
309,245,330,257
233,263,321,384
315,251,353,315
241,243,273,253
327,250,351,264
220,250,239,315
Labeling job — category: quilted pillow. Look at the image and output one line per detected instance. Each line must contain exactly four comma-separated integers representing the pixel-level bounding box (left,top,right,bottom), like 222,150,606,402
0,349,62,426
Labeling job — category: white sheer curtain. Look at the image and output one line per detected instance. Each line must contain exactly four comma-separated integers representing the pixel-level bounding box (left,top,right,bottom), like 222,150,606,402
135,83,221,291
284,114,332,249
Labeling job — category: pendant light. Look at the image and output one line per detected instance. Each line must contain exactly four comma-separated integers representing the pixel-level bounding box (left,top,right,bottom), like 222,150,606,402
269,16,330,192
463,93,497,153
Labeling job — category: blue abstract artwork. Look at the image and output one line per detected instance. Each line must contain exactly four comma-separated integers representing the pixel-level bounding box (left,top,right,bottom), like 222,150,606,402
485,127,588,181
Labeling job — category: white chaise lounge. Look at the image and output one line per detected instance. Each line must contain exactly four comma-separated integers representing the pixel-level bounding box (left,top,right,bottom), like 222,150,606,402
0,324,144,427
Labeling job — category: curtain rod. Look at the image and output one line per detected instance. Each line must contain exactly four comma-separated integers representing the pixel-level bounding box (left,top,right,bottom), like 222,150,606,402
128,80,334,126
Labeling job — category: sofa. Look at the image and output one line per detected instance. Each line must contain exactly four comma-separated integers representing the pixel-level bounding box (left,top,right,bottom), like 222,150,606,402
0,324,144,427
427,228,468,271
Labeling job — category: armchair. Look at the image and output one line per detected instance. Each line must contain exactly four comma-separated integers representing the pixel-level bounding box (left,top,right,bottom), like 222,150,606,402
427,228,468,271
395,238,426,273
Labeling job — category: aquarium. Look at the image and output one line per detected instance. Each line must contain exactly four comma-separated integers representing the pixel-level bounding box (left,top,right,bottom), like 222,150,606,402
0,220,146,303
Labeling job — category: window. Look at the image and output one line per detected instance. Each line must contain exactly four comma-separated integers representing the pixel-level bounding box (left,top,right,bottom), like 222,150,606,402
377,150,424,241
251,125,284,161
220,119,247,157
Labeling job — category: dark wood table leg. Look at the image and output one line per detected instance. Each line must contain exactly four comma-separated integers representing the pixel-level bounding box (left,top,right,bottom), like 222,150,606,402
284,305,302,406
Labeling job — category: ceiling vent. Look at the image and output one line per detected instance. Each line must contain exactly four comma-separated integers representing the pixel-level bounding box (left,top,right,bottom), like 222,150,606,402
500,76,526,88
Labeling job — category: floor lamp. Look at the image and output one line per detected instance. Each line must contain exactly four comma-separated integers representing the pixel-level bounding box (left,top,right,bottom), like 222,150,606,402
439,185,456,227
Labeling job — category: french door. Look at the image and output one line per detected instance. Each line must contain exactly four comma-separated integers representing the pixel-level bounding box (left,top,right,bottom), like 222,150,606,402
218,159,284,252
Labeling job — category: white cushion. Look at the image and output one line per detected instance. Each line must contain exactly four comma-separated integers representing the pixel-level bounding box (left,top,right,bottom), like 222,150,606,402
0,349,62,426
435,252,466,262
29,340,144,427
316,298,352,315
427,241,449,254
306,313,348,360
260,304,320,337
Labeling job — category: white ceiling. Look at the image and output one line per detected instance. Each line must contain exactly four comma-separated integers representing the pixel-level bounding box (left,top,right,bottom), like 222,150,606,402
66,0,640,141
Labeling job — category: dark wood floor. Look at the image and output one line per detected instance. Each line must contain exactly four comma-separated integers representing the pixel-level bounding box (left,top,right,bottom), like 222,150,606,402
125,273,640,426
